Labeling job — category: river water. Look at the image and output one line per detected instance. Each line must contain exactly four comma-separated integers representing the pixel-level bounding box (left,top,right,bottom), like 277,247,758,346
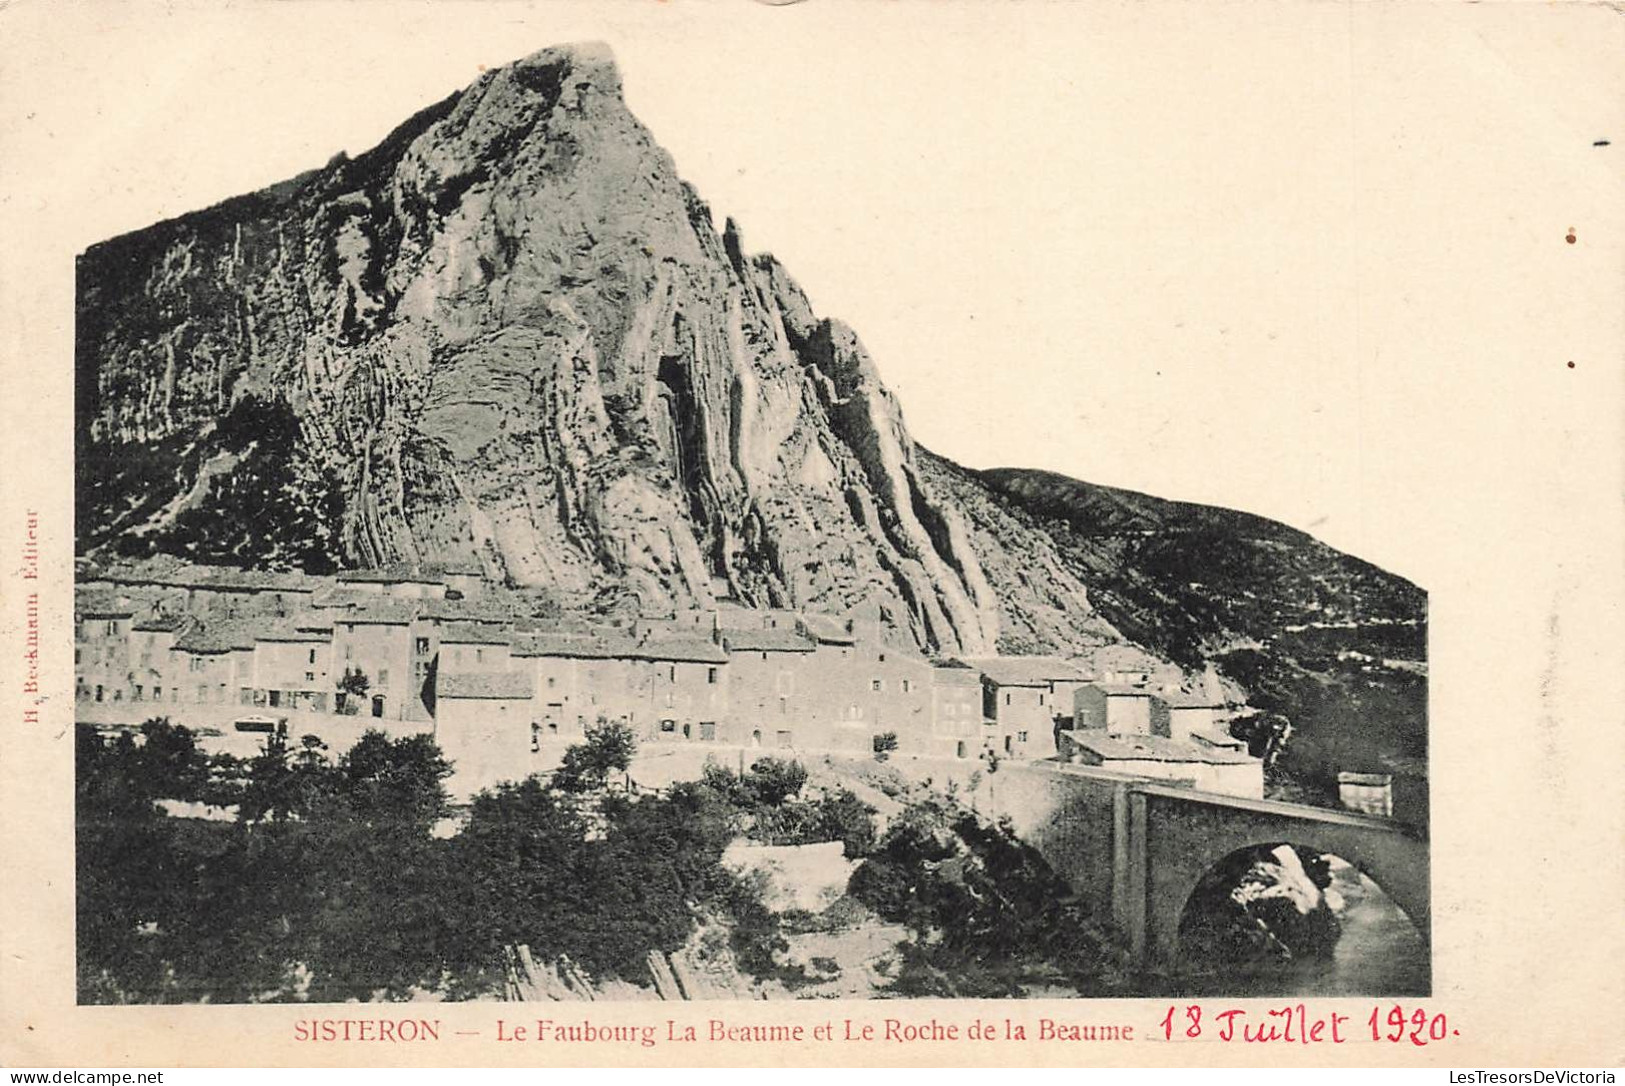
1170,855,1429,998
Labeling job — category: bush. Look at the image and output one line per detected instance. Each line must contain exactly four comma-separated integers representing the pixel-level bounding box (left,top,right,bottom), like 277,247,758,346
553,719,637,793
872,732,899,762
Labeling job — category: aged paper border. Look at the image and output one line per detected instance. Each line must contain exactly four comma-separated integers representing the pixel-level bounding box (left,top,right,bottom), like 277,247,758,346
3,0,1622,1068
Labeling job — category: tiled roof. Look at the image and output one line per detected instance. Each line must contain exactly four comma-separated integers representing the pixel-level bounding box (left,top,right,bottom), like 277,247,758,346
799,614,856,645
254,620,331,644
1189,727,1247,750
439,622,513,646
336,563,446,585
931,666,983,687
636,637,728,664
290,611,334,633
1090,683,1158,697
957,656,1090,687
510,631,726,663
1063,732,1256,765
722,629,816,653
309,585,381,609
173,621,259,654
132,614,192,634
75,591,134,619
334,601,419,626
418,597,516,624
438,671,535,700
191,567,317,592
512,633,632,660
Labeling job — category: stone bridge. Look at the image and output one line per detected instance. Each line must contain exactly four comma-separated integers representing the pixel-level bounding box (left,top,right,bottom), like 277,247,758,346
971,761,1429,972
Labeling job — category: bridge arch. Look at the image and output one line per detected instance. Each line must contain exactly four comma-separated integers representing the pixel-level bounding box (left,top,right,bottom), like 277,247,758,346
1172,839,1427,981
1125,785,1430,976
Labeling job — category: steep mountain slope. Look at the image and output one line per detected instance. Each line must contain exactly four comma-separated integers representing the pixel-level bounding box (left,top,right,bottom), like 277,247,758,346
77,42,1115,655
954,464,1428,819
74,41,1426,812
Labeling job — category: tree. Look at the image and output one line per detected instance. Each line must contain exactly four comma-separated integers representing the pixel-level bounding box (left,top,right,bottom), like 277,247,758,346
745,757,807,806
338,731,453,834
553,719,637,794
237,730,340,824
124,717,210,802
872,732,899,762
336,667,370,715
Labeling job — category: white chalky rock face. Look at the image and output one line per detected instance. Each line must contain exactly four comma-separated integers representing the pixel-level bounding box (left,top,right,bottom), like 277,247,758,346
76,42,1134,657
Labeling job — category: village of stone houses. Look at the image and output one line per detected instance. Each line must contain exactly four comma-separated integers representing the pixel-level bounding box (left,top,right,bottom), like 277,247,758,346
76,558,1264,798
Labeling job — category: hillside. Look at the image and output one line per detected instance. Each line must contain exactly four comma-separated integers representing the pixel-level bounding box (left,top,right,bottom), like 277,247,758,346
959,464,1428,819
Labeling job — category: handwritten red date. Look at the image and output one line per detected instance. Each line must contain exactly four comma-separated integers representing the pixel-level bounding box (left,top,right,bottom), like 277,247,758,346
1160,1004,1455,1046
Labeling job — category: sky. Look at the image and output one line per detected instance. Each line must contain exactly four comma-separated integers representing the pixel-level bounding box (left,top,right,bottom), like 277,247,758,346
4,0,1621,589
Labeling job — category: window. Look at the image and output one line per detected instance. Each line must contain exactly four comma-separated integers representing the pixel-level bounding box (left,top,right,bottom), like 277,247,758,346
1039,693,1046,707
476,648,485,664
547,676,556,689
94,685,103,702
669,665,677,682
1005,693,1012,706
871,679,883,692
878,653,886,663
700,722,716,742
378,668,390,686
1018,731,1029,743
660,719,677,733
761,652,769,661
305,671,316,682
415,637,430,655
707,667,718,685
902,679,912,693
153,685,162,700
74,648,80,665
309,648,319,665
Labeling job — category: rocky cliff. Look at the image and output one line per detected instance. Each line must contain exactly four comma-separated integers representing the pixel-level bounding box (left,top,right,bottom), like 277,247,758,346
74,39,1425,704
78,43,1047,653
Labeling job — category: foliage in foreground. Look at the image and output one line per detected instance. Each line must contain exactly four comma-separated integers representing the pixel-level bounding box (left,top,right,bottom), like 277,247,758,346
75,723,871,1003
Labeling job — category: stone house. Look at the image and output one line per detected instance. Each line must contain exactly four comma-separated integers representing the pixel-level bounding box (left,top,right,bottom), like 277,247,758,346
434,671,536,798
637,636,730,744
957,656,1091,759
252,618,335,713
1073,684,1159,737
127,613,191,706
74,592,135,704
929,664,985,758
331,602,425,720
1158,690,1228,741
335,565,449,600
171,623,256,707
1055,731,1264,799
720,627,818,750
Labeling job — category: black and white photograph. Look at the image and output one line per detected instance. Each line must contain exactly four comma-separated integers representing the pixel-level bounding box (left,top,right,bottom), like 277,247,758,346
67,24,1437,1006
5,2,1620,1069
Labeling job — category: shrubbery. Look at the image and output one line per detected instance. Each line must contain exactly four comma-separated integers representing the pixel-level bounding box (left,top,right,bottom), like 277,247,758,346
74,720,801,1003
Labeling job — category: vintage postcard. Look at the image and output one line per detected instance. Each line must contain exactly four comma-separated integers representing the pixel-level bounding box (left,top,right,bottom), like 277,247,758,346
2,0,1621,1070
